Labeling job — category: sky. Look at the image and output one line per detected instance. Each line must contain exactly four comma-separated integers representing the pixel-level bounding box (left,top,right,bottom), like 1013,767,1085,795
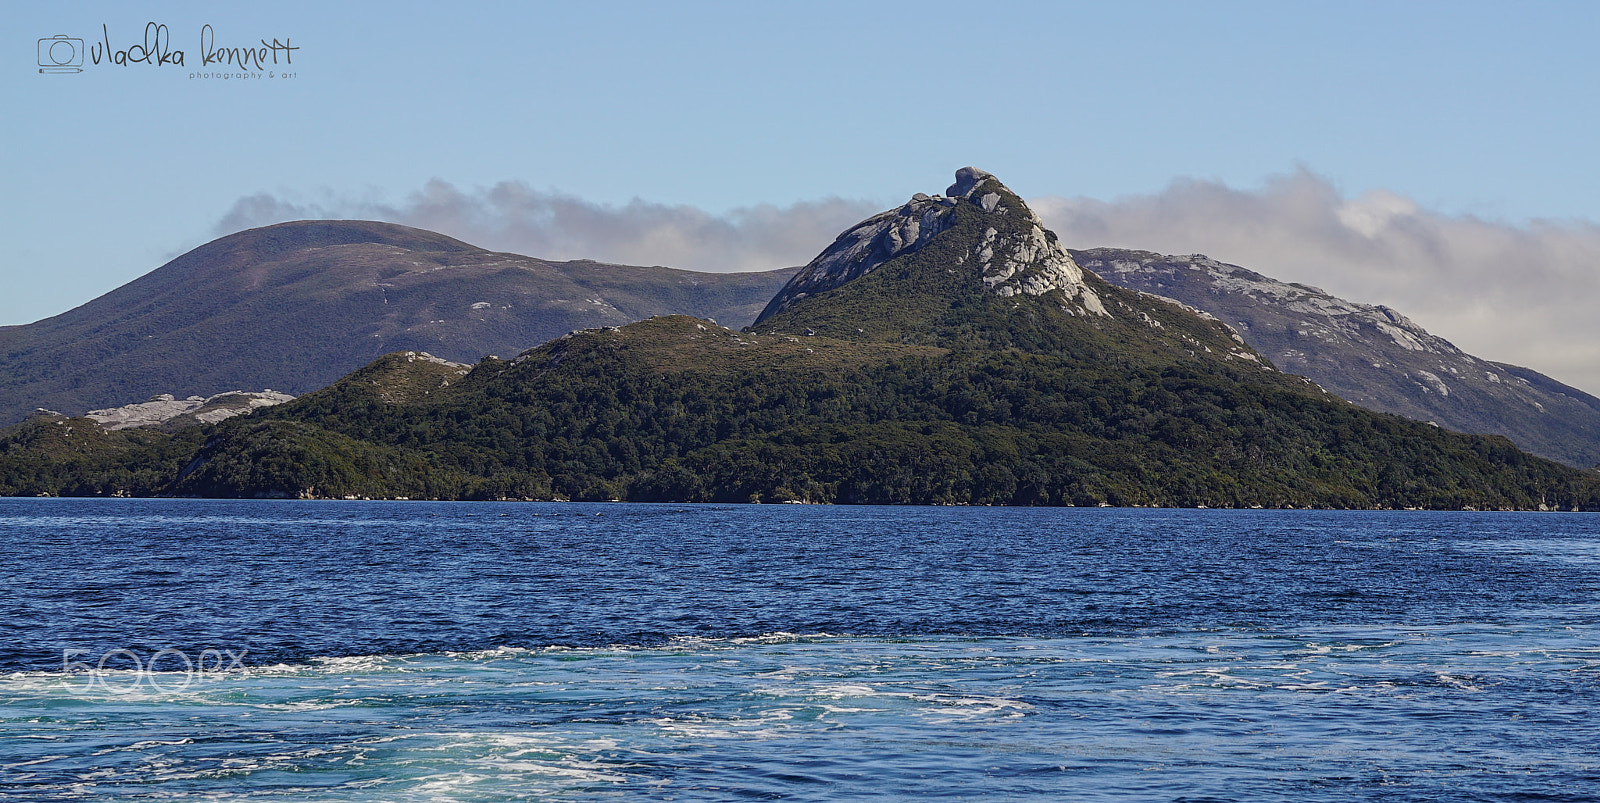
5,1,1600,392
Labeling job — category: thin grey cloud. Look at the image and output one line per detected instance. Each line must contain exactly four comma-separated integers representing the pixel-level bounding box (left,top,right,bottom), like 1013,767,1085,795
1030,170,1600,396
214,180,881,274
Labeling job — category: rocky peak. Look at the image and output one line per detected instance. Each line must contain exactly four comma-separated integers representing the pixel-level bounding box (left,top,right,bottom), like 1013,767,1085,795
755,168,1106,322
946,166,997,199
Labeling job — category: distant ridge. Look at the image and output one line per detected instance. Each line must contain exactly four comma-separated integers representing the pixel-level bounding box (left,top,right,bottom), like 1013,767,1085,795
1084,249,1600,468
0,221,796,425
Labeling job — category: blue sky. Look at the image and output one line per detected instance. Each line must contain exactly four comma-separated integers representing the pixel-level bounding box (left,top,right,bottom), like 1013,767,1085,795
5,1,1600,388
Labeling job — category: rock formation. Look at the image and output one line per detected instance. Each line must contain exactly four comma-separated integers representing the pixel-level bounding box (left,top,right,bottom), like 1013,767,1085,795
757,168,1106,322
83,390,295,430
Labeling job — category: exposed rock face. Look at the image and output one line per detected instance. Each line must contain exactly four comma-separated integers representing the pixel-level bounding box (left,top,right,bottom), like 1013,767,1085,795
395,351,471,369
1083,248,1600,468
757,168,1105,322
84,390,296,431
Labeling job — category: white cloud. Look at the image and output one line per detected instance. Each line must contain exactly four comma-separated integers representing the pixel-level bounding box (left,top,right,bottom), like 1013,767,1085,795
1029,170,1600,396
214,180,880,274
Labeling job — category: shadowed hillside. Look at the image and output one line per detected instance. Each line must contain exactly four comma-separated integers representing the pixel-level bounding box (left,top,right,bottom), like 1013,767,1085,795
0,221,795,424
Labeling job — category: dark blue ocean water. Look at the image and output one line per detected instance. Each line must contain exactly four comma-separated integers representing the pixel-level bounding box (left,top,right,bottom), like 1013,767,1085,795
2,499,1598,801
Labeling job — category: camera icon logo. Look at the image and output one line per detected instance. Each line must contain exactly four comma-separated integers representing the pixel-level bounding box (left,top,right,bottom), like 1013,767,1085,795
38,35,84,74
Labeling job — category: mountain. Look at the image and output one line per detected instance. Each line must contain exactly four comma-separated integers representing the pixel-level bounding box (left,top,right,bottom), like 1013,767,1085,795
757,167,1108,323
1083,250,1600,468
0,220,796,426
4,169,1595,510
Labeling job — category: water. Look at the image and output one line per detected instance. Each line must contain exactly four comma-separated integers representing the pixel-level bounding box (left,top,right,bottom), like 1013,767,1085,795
2,500,1598,801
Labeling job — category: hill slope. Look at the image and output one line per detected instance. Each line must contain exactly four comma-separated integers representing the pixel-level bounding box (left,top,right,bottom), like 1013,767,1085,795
0,221,795,425
1083,250,1600,467
4,170,1595,510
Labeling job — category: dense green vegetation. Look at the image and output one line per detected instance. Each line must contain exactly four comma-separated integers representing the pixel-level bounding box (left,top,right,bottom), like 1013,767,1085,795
0,417,206,497
276,321,1600,508
5,314,1594,509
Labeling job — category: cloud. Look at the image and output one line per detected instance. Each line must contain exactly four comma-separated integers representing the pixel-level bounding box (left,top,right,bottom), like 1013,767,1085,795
215,171,1600,395
1030,170,1600,396
214,180,881,274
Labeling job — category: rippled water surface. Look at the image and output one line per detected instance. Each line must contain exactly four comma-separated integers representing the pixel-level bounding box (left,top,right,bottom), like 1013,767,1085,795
2,500,1598,800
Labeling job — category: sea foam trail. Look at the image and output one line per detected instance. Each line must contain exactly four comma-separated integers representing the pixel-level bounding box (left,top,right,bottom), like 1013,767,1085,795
4,631,1599,801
